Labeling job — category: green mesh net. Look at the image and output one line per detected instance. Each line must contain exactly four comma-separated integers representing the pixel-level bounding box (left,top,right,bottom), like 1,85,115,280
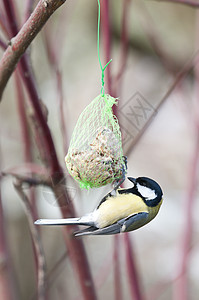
65,94,126,189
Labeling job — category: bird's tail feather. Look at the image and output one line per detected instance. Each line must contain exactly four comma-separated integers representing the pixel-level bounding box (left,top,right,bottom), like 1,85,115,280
34,218,85,226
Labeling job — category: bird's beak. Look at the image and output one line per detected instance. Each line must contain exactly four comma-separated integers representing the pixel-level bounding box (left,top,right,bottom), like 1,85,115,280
128,177,136,184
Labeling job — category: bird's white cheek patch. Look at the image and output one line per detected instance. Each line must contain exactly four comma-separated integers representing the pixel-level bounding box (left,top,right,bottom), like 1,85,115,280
137,184,157,200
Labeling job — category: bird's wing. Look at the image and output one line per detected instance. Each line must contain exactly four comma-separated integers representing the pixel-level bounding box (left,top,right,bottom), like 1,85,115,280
118,211,149,232
74,212,149,236
74,223,121,236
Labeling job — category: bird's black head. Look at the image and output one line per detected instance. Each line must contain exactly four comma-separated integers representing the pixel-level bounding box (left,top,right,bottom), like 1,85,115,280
128,176,163,207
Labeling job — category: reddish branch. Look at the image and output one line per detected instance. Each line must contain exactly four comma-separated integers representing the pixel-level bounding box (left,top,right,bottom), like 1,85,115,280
124,234,143,300
100,2,144,299
56,70,68,152
14,72,32,165
2,0,65,175
174,16,199,299
14,71,40,276
101,0,112,96
0,0,67,100
138,1,178,75
2,0,18,36
114,0,131,96
113,236,123,300
43,28,68,152
174,132,199,300
14,179,47,300
0,153,12,300
125,51,199,155
52,185,97,300
0,1,97,299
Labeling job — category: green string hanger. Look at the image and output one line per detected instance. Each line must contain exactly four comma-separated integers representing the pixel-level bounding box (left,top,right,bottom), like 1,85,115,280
97,0,112,96
65,0,126,190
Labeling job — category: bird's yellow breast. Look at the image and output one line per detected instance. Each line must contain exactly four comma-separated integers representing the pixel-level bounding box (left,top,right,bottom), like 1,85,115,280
96,193,162,228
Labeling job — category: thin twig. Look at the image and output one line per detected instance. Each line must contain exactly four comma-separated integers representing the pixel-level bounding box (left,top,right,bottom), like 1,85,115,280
14,71,32,163
173,13,199,300
14,71,39,221
14,179,47,300
20,54,60,173
1,163,49,177
52,184,97,300
94,251,112,289
100,2,143,298
125,51,199,156
56,70,68,152
2,0,18,36
101,3,143,296
0,0,67,100
46,251,67,288
101,0,112,96
31,251,68,300
1,172,50,187
124,233,143,300
113,0,131,96
0,14,10,37
173,132,199,300
43,29,68,152
138,1,178,74
113,235,123,300
100,2,126,297
0,145,12,300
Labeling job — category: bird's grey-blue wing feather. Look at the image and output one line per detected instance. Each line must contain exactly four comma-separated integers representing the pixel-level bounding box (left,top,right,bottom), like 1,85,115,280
75,223,121,236
118,212,149,232
75,212,149,236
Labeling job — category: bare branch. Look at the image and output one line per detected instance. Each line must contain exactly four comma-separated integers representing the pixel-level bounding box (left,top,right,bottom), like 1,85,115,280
52,184,97,300
113,0,131,95
113,236,123,300
1,2,98,297
101,0,112,96
0,0,67,100
1,171,50,187
43,29,68,152
2,170,97,300
0,145,13,300
2,1,63,173
173,16,199,299
125,51,199,156
14,179,47,300
124,233,143,300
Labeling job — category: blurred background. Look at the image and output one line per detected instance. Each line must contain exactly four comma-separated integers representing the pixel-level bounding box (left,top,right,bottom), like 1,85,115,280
0,0,199,299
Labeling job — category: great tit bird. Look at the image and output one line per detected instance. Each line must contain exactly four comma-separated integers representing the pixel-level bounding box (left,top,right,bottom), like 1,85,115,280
35,176,163,236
